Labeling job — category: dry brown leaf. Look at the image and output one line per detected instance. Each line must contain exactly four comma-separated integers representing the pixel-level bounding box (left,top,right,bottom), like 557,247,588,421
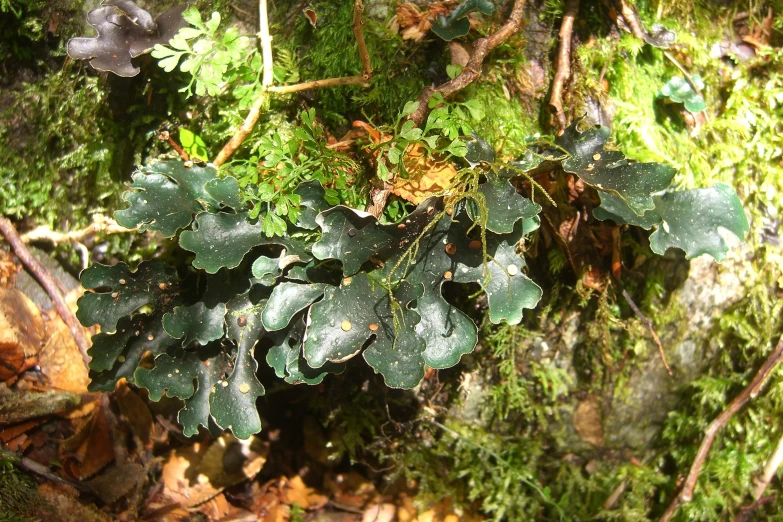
34,482,113,522
392,144,458,205
87,462,144,504
115,381,154,447
284,475,329,511
162,434,268,507
0,418,44,444
0,287,45,381
0,249,18,287
60,406,115,479
362,503,396,522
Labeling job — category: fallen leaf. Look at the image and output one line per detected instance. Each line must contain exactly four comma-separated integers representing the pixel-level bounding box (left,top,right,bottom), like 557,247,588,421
37,314,90,392
392,144,458,205
362,503,395,522
87,462,144,504
162,434,268,507
115,381,154,447
284,475,329,511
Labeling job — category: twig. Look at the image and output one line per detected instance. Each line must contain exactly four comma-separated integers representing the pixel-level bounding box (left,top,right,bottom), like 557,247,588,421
21,214,132,246
269,74,368,94
620,287,672,375
549,0,579,131
603,479,628,510
352,0,373,81
0,217,91,368
753,432,783,500
158,131,189,161
407,0,527,126
734,495,777,522
616,0,645,40
659,336,783,522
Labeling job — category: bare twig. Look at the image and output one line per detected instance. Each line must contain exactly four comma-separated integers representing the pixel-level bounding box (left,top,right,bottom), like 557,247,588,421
620,287,672,375
659,336,783,522
158,131,189,161
0,217,91,368
753,432,783,500
21,214,132,246
616,0,645,39
269,74,369,94
662,51,704,102
352,0,373,80
603,479,628,510
734,495,777,522
549,0,579,131
407,0,527,126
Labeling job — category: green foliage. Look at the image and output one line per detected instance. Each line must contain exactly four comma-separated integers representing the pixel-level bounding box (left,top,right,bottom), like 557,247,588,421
229,108,361,234
431,0,495,41
659,75,707,113
78,141,546,437
372,98,476,182
152,7,258,99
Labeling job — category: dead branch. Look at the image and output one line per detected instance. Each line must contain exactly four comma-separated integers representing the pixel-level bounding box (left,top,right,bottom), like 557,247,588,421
659,336,783,522
269,74,369,94
158,130,189,161
734,495,777,522
753,432,783,500
352,0,373,80
549,0,579,131
615,0,645,39
21,214,132,246
620,287,672,375
0,217,92,369
213,0,274,167
407,0,527,126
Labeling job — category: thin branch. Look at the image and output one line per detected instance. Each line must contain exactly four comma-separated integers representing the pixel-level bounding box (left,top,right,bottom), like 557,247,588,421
158,131,189,161
269,74,368,94
21,215,132,246
0,217,91,368
659,336,783,522
549,0,579,131
352,0,373,80
258,0,273,87
663,51,704,101
407,0,527,126
620,287,672,375
616,0,645,39
734,495,777,522
753,432,783,500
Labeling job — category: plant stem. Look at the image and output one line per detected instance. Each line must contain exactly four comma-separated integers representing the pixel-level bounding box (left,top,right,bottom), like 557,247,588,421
0,217,91,369
659,336,783,521
352,0,373,80
550,0,579,131
269,74,368,94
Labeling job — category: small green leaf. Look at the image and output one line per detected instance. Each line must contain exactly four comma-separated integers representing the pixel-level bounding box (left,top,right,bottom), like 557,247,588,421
466,177,541,234
401,100,420,117
262,282,327,331
163,302,226,347
179,128,210,161
179,211,264,273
